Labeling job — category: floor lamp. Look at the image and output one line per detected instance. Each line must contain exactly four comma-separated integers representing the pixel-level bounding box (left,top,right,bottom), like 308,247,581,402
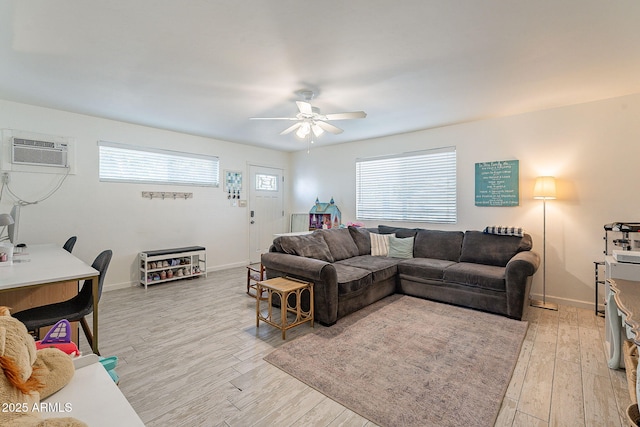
530,176,558,311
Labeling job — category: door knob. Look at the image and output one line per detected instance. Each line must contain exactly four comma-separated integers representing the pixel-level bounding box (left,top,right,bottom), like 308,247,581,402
250,220,255,224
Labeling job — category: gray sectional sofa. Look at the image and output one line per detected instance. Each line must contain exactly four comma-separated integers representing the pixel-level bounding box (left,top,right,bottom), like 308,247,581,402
261,225,540,326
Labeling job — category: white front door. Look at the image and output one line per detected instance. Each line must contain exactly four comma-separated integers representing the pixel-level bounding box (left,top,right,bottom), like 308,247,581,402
249,165,285,264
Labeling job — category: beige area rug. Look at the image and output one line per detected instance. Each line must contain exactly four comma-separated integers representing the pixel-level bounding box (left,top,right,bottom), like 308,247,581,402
264,294,528,427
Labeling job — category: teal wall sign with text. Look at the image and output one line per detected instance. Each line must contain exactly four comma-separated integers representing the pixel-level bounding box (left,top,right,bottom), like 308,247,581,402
475,160,519,206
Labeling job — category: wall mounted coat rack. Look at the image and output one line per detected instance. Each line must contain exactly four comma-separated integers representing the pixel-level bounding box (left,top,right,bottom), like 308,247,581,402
142,191,193,200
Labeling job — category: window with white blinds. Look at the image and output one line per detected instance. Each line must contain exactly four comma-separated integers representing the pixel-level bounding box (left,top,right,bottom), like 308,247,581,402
355,147,457,223
98,141,219,187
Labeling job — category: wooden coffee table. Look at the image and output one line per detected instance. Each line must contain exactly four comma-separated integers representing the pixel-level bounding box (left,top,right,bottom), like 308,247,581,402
256,276,314,339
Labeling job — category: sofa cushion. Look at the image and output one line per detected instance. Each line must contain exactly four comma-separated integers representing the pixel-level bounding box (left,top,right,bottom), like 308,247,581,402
378,225,419,238
459,231,531,267
413,229,464,262
336,255,400,283
387,236,414,259
443,262,506,292
319,228,360,261
370,232,394,256
276,232,334,262
348,226,371,256
332,263,373,296
397,257,456,280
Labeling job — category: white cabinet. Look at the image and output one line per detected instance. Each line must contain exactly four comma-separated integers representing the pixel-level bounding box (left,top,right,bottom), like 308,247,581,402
139,246,206,289
604,256,640,369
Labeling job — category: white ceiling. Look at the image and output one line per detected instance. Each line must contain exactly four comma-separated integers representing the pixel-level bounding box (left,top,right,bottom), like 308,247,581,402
1,1,639,152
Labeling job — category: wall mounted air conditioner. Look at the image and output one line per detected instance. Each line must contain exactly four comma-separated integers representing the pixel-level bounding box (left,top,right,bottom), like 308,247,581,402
11,137,68,168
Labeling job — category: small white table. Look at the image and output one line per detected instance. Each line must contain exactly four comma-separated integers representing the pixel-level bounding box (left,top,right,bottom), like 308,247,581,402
0,244,101,354
42,355,144,426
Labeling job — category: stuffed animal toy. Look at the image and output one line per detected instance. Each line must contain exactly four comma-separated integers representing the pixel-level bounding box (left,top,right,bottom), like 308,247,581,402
0,307,87,426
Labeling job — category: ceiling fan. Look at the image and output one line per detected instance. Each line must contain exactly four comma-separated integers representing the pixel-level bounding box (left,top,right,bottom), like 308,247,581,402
250,91,366,140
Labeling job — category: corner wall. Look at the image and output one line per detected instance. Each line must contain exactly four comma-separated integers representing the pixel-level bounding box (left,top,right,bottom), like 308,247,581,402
290,93,640,309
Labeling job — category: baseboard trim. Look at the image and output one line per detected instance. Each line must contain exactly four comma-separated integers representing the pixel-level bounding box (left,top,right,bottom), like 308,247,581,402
207,261,249,272
103,261,251,293
528,292,598,312
104,281,136,292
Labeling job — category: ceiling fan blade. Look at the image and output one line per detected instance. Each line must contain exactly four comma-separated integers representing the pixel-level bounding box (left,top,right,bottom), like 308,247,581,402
324,111,367,120
280,122,302,135
249,117,298,120
315,120,343,134
296,101,313,115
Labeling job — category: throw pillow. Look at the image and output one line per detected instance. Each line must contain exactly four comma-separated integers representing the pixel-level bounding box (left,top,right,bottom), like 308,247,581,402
370,232,394,256
378,225,419,238
319,228,360,261
387,236,414,259
278,232,335,262
348,226,371,256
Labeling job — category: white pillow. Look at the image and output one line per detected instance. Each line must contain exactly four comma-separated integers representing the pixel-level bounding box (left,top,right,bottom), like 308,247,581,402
370,233,395,256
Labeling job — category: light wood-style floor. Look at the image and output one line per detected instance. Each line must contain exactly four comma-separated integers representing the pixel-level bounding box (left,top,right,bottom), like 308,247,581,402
78,267,632,426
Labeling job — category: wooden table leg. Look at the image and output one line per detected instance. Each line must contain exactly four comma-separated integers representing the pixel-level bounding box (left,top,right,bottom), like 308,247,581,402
256,283,261,328
281,290,287,340
310,283,314,328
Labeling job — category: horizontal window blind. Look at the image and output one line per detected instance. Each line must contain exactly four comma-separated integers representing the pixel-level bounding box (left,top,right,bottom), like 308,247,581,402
356,147,456,223
98,141,219,187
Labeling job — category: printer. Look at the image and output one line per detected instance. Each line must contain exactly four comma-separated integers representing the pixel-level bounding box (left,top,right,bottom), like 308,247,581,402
613,250,640,264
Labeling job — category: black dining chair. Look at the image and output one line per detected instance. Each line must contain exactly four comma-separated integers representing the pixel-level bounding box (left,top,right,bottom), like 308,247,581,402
63,236,77,253
13,249,112,355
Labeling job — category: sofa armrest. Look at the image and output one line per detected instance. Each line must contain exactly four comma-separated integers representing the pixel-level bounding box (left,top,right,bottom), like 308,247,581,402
506,251,540,277
261,252,331,281
505,251,541,319
260,252,339,325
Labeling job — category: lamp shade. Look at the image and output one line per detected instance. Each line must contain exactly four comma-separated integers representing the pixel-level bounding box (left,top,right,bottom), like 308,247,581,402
533,176,556,200
0,213,14,226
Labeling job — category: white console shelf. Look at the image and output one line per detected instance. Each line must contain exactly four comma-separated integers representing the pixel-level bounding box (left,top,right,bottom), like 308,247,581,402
139,246,206,289
43,354,144,426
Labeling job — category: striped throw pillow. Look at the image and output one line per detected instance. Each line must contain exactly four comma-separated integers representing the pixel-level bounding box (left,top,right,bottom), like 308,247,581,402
370,233,394,256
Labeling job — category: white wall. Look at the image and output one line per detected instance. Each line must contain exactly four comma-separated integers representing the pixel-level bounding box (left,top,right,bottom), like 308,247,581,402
0,100,290,290
290,93,640,309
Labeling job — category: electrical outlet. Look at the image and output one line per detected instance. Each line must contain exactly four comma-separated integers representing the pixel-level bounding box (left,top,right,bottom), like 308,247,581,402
1,172,9,184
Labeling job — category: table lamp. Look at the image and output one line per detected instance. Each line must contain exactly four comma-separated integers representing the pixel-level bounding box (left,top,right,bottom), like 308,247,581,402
0,213,14,241
530,176,558,310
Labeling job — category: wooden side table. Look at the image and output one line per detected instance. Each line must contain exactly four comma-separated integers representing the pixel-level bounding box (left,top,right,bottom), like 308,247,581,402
256,276,314,339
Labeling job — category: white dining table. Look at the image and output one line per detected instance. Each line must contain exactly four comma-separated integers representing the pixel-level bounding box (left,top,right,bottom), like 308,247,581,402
0,244,101,354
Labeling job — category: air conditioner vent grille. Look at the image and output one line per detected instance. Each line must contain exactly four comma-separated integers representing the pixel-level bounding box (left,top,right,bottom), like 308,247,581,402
13,138,57,149
11,137,68,167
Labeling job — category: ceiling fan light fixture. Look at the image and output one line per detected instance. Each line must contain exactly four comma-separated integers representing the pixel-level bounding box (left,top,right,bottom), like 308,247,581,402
295,122,311,138
250,90,366,145
311,123,324,137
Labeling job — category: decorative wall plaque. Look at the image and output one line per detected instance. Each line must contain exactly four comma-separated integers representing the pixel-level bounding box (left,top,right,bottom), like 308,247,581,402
224,170,242,192
475,160,519,207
